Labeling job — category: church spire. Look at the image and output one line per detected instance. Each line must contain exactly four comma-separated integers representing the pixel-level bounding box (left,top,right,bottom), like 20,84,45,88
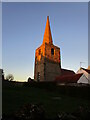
43,16,53,44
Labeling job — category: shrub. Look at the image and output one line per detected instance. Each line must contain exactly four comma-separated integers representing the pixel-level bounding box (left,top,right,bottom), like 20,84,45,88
15,103,45,120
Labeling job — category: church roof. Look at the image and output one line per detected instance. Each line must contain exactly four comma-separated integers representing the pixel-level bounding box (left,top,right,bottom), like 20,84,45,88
43,16,53,45
61,68,75,76
55,74,83,83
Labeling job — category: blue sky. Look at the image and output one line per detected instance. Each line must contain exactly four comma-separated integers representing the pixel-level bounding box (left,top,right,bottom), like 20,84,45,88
2,2,88,81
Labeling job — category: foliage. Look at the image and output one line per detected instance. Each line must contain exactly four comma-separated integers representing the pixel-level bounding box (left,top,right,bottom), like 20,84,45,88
15,103,45,120
6,74,14,81
2,105,90,120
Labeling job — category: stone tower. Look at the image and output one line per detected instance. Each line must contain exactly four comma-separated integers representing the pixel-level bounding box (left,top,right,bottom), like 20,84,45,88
34,16,61,81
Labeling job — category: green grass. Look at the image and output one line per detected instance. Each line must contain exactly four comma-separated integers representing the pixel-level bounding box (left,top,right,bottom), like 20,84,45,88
2,81,90,118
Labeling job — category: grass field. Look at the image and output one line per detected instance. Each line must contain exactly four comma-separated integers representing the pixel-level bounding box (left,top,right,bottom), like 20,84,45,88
2,80,90,118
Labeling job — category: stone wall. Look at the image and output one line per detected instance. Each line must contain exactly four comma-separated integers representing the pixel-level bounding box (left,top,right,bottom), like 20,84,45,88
45,59,61,81
45,43,61,64
34,43,61,81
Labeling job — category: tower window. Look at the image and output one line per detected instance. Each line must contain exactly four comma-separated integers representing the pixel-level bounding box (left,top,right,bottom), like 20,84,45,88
37,72,40,82
51,48,54,55
38,49,41,55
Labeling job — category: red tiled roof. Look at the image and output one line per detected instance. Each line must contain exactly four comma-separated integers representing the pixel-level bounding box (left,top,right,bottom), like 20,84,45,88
81,68,90,74
55,73,83,83
61,68,75,76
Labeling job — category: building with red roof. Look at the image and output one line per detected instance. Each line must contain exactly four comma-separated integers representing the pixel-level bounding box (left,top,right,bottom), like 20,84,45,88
55,67,90,85
77,67,90,84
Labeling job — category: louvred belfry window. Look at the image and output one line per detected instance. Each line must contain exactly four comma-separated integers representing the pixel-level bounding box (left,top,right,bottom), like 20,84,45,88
51,48,54,55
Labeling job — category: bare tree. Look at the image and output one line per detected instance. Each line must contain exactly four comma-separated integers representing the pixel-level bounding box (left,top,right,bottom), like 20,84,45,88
6,74,14,81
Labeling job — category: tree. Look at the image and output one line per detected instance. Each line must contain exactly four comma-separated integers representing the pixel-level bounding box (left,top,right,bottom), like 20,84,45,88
6,74,14,81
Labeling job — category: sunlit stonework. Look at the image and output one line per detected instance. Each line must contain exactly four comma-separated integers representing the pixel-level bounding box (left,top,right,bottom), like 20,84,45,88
34,16,61,81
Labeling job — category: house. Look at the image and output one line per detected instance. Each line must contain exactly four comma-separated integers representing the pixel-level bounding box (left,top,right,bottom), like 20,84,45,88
76,67,90,84
55,67,90,85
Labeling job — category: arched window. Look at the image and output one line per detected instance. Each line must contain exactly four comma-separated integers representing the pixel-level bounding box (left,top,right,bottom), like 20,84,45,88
51,48,54,55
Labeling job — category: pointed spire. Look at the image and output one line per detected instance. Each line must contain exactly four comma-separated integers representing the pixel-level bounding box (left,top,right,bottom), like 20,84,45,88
43,16,53,44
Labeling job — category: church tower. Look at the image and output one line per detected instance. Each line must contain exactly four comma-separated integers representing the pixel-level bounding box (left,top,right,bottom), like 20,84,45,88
34,16,61,81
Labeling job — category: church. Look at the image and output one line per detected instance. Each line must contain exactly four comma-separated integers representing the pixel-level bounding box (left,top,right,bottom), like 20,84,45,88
34,16,75,81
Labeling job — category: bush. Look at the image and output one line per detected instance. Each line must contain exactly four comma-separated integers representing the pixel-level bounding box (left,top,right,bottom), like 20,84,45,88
2,105,90,120
15,103,45,120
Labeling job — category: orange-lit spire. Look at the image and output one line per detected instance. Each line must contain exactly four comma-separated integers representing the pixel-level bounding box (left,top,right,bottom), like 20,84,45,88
43,16,53,44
